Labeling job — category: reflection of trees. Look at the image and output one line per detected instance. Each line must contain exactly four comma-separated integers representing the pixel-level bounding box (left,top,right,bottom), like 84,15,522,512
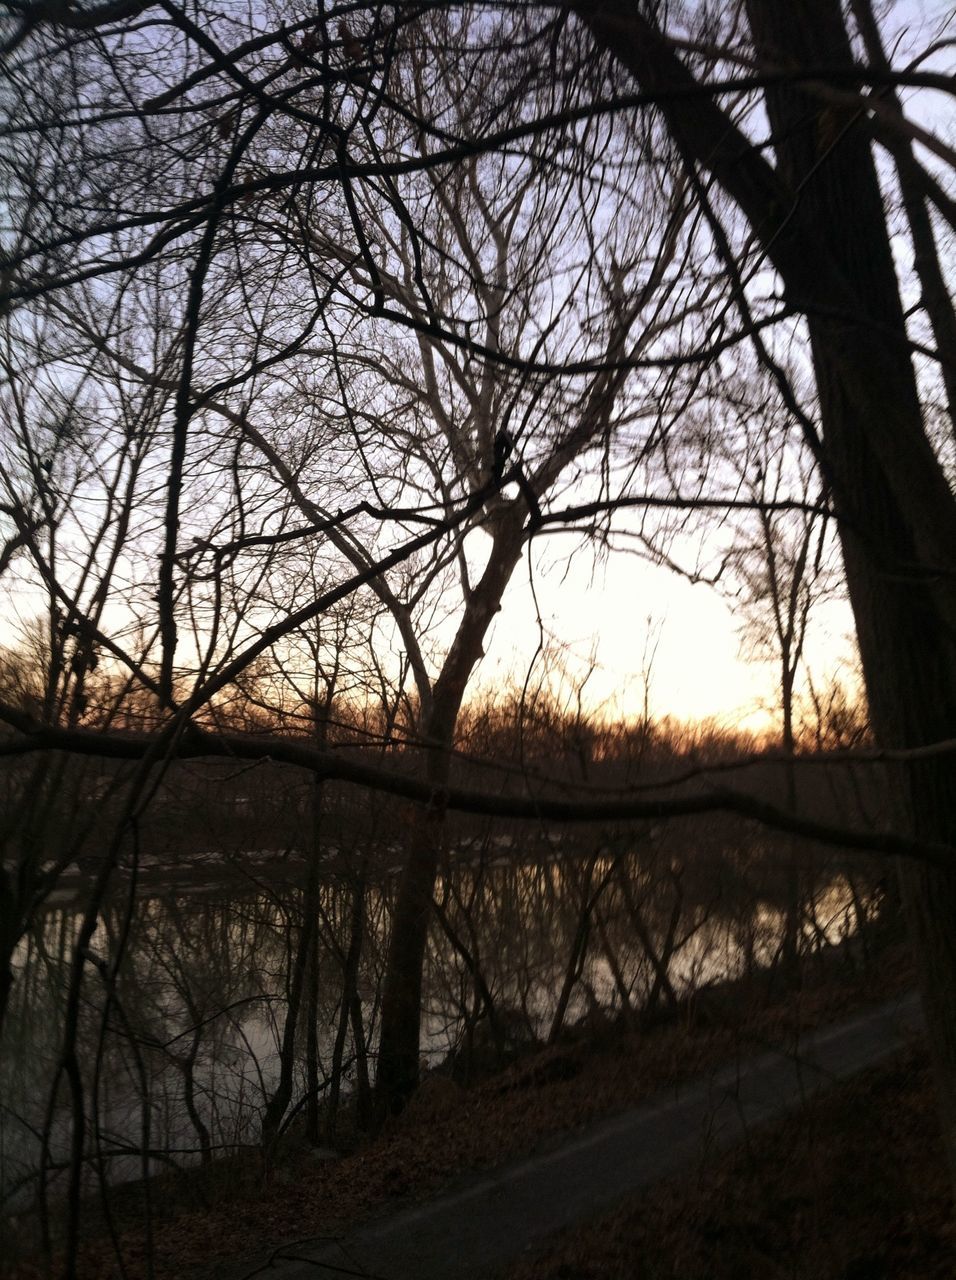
0,0,951,1244
115,896,284,1156
3,840,870,1217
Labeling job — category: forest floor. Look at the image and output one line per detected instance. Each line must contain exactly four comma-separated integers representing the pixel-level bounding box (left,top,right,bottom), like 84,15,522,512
6,935,953,1280
505,1036,953,1280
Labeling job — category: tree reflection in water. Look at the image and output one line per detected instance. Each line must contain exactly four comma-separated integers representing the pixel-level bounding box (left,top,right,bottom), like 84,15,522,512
1,839,874,1216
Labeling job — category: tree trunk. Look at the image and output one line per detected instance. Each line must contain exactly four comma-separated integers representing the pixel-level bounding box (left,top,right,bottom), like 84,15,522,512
374,746,448,1114
261,814,322,1147
577,0,956,1183
780,665,801,986
0,868,18,1037
374,513,525,1115
327,858,368,1142
305,770,324,1145
743,0,956,1183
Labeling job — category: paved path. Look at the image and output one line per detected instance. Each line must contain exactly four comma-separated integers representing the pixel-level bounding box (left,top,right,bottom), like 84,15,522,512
228,991,924,1280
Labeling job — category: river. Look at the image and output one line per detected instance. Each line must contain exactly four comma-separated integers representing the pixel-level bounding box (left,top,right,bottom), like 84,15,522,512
0,842,871,1213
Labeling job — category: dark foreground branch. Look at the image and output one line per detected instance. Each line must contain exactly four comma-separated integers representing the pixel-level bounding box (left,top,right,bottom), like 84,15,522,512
0,710,950,867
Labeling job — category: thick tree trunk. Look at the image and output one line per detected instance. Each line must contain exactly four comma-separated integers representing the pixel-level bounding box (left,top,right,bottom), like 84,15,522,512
743,0,956,1182
577,0,956,1183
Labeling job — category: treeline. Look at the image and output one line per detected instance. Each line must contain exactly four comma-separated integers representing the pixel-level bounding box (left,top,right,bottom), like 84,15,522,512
0,633,878,881
1,647,892,1258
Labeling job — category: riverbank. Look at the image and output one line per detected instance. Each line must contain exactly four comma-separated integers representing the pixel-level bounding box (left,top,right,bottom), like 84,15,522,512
4,930,929,1279
507,1039,953,1279
205,991,928,1280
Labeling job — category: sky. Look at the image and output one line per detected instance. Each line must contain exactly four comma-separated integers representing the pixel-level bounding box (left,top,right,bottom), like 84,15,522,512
463,0,952,734
2,0,946,737
471,534,859,733
0,526,858,733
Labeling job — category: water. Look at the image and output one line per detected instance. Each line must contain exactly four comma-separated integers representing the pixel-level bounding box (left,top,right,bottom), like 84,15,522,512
0,843,870,1213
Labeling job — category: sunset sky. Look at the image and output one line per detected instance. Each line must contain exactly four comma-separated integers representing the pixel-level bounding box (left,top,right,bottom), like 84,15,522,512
466,0,950,734
1,0,947,737
474,534,858,731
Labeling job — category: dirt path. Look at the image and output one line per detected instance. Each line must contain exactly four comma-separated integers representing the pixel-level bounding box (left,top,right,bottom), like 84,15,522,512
214,990,924,1280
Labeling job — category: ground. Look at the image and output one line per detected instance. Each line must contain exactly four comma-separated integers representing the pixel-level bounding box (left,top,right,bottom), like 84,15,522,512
5,938,953,1279
506,1045,954,1279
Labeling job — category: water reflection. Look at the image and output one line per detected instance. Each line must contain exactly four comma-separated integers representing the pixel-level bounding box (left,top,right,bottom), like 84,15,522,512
0,846,871,1211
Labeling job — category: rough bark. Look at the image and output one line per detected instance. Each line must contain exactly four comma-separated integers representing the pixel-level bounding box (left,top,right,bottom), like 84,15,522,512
744,0,956,1181
576,0,956,1183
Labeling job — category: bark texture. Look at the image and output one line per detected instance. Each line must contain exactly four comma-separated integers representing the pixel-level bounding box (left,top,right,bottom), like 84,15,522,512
576,0,956,1182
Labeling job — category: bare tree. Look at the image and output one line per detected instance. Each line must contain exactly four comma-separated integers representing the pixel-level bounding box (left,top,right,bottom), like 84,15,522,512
574,0,956,1182
720,393,837,977
2,5,956,1259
